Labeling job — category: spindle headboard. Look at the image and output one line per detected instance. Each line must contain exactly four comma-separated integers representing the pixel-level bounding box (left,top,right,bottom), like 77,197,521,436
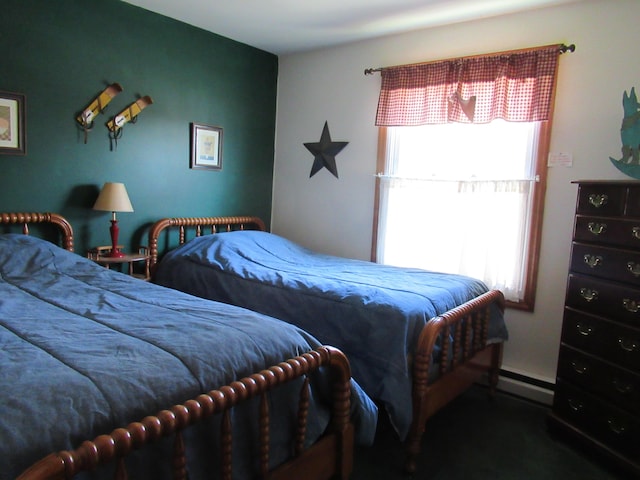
0,212,74,252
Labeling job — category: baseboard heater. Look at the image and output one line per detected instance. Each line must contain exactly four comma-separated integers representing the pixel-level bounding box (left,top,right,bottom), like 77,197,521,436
494,368,555,405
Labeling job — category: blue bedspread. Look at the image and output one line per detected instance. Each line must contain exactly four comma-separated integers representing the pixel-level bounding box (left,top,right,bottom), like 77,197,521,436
0,234,377,480
154,230,508,440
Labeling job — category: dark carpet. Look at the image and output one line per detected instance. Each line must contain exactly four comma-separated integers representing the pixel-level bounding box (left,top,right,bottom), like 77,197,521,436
352,386,631,479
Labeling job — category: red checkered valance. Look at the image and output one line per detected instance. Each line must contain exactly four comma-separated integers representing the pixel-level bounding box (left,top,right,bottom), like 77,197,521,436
375,44,562,126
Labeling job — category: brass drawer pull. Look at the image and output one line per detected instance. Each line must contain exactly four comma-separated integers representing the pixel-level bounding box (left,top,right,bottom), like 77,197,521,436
576,322,593,336
587,222,606,235
612,378,633,394
607,418,627,435
579,288,598,302
588,193,608,208
568,398,583,412
622,298,640,313
633,226,640,240
570,361,588,374
618,337,639,352
627,261,640,277
583,254,602,268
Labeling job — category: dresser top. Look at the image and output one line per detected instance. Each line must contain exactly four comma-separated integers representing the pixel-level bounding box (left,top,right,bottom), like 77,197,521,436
572,179,640,185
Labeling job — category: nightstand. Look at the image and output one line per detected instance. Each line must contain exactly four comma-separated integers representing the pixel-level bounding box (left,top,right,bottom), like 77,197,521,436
87,245,150,280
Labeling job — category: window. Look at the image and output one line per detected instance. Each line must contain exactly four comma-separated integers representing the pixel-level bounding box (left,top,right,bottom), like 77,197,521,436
373,119,549,310
369,44,570,311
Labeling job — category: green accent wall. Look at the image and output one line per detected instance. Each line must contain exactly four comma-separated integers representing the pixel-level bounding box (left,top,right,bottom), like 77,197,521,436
0,0,277,254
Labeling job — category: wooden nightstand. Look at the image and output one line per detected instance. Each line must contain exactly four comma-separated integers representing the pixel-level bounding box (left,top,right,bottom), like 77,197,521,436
87,245,150,280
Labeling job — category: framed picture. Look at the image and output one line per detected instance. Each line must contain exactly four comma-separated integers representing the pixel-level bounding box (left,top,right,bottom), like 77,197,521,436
190,122,223,170
0,91,26,155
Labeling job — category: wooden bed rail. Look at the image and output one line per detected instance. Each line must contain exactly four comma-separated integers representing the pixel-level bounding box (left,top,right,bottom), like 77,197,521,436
148,216,265,268
0,212,74,252
17,346,354,480
405,289,505,473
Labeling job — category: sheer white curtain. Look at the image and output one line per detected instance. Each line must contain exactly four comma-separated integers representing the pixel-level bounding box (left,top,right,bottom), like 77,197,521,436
376,122,538,302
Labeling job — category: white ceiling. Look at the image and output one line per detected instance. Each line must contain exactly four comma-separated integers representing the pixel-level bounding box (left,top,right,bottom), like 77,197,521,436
123,0,584,55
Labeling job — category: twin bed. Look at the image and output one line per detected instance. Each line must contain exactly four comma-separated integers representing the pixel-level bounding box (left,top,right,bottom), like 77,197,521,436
1,213,377,480
2,211,507,479
148,216,508,473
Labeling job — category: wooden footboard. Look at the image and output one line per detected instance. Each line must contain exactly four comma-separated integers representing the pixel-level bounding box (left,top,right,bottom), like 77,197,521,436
0,212,74,251
405,289,505,473
17,346,354,480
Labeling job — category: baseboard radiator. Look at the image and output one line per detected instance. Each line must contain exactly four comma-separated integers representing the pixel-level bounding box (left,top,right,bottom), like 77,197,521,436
494,368,555,405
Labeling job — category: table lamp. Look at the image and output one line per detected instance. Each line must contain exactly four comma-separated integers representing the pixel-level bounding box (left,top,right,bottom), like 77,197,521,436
93,182,134,258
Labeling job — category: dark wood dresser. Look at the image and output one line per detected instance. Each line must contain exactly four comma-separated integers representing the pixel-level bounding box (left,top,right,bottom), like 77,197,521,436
548,180,640,476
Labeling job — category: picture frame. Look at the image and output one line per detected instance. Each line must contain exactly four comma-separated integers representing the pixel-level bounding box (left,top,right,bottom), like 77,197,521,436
190,122,223,170
0,91,26,155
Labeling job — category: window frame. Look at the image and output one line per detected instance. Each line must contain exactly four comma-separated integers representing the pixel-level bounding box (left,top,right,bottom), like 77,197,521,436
371,120,553,312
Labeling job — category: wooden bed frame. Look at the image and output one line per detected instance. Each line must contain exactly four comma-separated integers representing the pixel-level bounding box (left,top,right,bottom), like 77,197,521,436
148,216,506,473
0,212,74,251
17,346,355,480
2,213,356,480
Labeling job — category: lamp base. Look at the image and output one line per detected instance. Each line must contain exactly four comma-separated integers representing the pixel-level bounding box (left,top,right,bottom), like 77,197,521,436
107,218,125,258
107,249,126,258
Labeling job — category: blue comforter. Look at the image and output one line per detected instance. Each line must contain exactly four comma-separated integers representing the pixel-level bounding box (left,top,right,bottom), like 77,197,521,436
154,230,508,440
0,234,377,480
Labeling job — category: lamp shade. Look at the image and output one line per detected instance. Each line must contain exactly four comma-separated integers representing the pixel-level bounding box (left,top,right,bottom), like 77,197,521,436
93,182,134,212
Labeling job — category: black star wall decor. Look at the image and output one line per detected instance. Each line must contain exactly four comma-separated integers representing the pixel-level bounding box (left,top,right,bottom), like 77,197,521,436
304,121,348,178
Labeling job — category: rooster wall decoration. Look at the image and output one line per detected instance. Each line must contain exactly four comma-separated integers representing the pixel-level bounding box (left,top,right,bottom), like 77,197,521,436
610,86,640,179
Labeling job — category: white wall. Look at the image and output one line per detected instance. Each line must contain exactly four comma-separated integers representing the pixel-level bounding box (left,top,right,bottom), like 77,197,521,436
272,0,640,397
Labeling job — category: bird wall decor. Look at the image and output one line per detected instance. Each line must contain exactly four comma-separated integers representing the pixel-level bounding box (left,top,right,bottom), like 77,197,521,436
610,86,640,178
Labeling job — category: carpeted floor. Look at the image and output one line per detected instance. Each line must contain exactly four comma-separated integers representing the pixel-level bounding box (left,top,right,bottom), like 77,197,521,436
351,386,632,479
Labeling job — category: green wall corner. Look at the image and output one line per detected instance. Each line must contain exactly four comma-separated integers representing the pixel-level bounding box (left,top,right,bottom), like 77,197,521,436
0,0,277,254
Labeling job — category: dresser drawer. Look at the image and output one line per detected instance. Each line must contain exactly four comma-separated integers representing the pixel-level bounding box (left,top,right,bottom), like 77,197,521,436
571,242,640,286
576,184,627,217
553,380,640,458
562,309,640,371
557,346,640,414
566,274,640,327
574,215,640,249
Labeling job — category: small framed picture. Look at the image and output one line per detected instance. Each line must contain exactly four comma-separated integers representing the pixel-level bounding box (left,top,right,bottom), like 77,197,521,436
0,91,26,155
190,122,223,170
